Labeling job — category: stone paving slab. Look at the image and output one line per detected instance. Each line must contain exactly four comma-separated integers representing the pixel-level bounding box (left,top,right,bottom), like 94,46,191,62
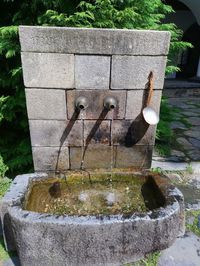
164,79,200,88
164,87,200,98
154,94,200,163
175,183,200,211
151,161,200,173
158,231,200,266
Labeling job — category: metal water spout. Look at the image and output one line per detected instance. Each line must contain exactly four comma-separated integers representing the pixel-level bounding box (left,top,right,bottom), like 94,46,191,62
104,96,117,110
75,96,88,111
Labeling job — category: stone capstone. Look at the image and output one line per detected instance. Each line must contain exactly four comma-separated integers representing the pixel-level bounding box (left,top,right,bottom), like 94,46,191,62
19,26,170,55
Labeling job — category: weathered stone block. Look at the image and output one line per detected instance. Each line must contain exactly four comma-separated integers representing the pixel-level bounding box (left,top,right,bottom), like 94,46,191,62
67,90,126,119
21,52,74,88
112,120,156,146
69,146,111,169
70,145,152,169
111,56,167,89
19,26,170,55
29,120,82,147
84,120,111,145
114,145,153,169
125,90,162,120
25,89,67,120
75,55,110,89
32,147,69,171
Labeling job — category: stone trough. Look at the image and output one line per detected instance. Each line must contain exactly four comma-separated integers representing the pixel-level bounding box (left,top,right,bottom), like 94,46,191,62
1,172,184,266
0,26,185,265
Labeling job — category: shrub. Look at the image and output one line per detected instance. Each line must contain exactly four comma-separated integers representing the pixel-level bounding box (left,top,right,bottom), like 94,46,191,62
0,155,8,178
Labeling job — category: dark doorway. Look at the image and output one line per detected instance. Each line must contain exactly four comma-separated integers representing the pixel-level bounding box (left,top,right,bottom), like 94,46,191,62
176,23,200,79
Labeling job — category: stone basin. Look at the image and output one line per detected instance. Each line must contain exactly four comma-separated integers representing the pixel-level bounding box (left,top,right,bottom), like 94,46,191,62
1,171,185,266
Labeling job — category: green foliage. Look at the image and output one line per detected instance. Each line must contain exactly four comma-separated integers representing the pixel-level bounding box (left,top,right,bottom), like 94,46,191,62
151,167,164,174
125,251,161,266
0,177,11,198
0,19,33,177
185,164,194,175
140,252,161,266
0,0,192,177
186,210,200,236
0,155,8,178
155,96,175,156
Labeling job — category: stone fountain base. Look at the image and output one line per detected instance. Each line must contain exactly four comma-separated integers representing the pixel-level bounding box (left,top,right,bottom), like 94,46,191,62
1,172,184,266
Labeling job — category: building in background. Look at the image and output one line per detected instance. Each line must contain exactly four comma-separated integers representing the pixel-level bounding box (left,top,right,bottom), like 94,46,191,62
164,0,200,80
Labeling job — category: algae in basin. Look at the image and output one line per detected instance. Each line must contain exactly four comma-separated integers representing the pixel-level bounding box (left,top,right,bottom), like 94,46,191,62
24,173,165,216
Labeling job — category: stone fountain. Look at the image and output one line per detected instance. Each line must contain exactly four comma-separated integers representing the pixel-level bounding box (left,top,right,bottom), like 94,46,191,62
0,26,184,266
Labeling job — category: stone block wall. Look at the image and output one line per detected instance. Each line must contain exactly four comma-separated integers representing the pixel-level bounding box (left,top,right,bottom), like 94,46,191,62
19,26,170,172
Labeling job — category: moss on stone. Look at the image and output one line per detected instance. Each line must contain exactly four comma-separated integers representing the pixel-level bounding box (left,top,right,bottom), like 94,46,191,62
24,173,149,216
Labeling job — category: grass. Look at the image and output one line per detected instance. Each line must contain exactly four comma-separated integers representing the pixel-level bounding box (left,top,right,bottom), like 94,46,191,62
155,97,175,157
155,144,171,157
186,210,200,236
185,164,194,175
136,252,161,266
0,237,17,261
0,177,17,262
151,167,165,174
125,251,161,266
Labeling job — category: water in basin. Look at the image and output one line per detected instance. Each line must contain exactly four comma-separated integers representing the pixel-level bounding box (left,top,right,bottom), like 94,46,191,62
24,172,165,216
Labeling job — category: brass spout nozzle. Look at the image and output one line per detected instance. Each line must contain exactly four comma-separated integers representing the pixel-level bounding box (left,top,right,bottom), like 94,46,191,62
75,96,88,111
104,96,117,110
